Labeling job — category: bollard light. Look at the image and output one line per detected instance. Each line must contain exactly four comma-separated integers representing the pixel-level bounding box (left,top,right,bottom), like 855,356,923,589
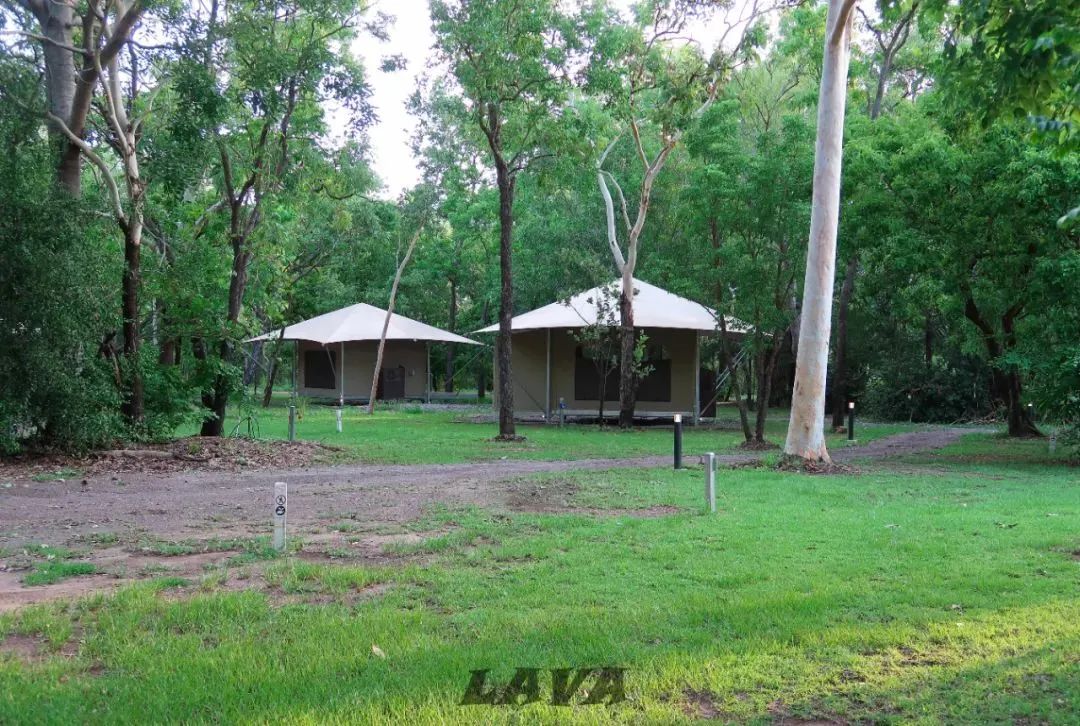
847,401,855,441
673,414,683,470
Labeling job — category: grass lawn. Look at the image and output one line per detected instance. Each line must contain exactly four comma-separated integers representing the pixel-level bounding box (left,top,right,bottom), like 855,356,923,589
175,399,925,465
2,434,1077,723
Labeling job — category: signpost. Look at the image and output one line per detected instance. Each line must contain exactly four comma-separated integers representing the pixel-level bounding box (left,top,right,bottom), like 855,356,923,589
273,481,287,551
704,452,716,513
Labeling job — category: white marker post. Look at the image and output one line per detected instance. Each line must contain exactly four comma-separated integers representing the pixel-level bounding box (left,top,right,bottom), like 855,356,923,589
273,481,287,551
704,452,716,513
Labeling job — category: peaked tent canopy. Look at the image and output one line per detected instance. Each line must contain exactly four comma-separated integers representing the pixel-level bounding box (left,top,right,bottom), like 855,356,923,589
249,303,480,346
474,278,750,334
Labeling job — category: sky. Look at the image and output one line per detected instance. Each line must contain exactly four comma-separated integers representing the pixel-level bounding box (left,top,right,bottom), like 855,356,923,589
352,0,769,199
351,0,437,199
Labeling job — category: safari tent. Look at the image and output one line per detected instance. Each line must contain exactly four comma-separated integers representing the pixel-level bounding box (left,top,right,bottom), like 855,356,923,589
250,303,480,403
476,279,750,423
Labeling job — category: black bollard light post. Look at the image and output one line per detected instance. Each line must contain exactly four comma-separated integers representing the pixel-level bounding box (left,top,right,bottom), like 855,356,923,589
847,401,855,441
673,413,683,469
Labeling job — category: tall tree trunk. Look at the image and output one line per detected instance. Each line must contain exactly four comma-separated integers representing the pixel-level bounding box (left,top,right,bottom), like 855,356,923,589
494,157,517,438
963,296,1040,437
479,102,518,438
830,256,858,428
1004,369,1039,437
617,269,637,429
200,227,249,436
754,343,782,442
477,298,489,400
369,225,422,414
261,328,287,407
784,0,858,463
445,279,457,393
120,221,144,423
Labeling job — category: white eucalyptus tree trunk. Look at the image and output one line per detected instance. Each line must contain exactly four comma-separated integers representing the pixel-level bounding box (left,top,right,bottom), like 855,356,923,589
784,0,858,462
368,225,423,414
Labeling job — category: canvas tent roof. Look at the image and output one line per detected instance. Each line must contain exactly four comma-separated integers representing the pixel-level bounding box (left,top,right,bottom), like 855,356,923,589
248,303,480,346
475,278,751,334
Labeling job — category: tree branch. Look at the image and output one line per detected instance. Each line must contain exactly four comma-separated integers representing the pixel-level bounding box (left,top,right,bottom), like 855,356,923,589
46,109,126,224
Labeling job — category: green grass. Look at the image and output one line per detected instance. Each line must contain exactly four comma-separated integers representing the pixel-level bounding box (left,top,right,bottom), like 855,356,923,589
133,535,283,559
21,561,98,586
1,435,1077,722
29,467,82,482
176,401,925,465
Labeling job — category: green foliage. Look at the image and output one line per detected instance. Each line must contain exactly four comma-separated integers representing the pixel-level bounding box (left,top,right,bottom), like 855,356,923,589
0,106,124,453
863,356,992,424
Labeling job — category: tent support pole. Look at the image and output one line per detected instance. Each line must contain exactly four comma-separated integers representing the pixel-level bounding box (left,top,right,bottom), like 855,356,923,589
426,342,431,404
545,329,552,423
693,331,701,426
291,341,297,402
289,341,298,441
340,342,345,407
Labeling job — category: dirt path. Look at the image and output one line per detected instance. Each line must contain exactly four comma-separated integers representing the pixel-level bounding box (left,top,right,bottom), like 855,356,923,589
0,428,971,610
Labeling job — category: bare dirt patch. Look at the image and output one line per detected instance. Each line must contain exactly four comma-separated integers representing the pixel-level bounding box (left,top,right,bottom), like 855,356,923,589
0,429,971,610
0,633,45,661
0,571,123,613
0,437,337,481
740,439,781,451
767,700,848,725
504,479,680,517
680,688,726,720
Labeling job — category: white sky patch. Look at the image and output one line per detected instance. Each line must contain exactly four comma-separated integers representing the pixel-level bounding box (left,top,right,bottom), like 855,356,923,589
353,0,776,199
351,0,436,199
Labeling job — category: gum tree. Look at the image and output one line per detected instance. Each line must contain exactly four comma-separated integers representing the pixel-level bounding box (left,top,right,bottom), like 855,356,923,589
784,0,859,463
430,0,576,438
585,0,772,428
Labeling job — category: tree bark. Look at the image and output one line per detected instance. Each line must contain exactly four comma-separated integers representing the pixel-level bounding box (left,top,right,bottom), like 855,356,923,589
754,342,783,442
261,328,287,407
120,221,144,423
445,278,457,393
962,296,1040,437
617,271,637,429
494,157,516,437
830,256,858,428
369,225,422,414
784,0,858,463
477,298,489,400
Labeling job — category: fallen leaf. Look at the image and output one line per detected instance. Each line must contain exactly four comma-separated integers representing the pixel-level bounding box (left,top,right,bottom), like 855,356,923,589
371,644,386,658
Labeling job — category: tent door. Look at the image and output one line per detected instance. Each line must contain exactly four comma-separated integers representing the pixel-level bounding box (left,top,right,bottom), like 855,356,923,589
378,365,407,400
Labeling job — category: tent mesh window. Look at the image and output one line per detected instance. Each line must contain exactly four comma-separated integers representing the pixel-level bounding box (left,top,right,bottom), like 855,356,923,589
574,345,619,401
637,342,671,402
304,350,337,390
573,342,672,403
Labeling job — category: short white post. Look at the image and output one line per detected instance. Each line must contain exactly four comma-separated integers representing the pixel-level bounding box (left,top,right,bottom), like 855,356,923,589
704,452,716,513
273,481,287,551
336,407,343,433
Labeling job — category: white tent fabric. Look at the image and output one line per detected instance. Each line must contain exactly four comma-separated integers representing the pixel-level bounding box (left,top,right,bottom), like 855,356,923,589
248,303,480,345
475,278,751,334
